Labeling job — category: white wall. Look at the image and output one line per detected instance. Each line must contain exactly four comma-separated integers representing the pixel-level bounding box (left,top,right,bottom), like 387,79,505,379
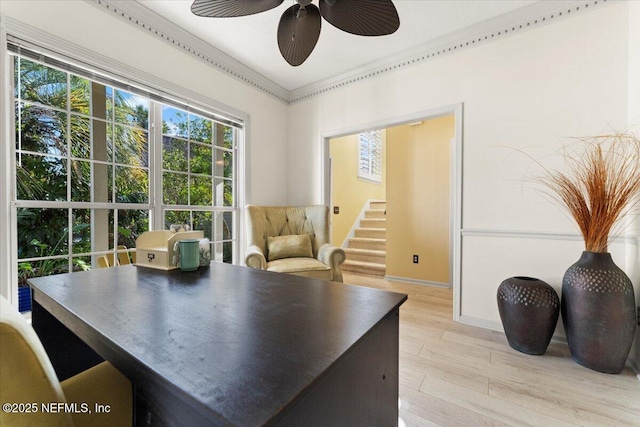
287,0,638,355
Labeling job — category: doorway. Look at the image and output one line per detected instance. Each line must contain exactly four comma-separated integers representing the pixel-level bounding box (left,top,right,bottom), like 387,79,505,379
323,104,463,320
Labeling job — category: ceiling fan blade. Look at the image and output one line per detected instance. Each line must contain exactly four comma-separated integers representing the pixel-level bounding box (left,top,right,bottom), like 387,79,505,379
191,0,284,18
319,0,399,36
277,4,321,66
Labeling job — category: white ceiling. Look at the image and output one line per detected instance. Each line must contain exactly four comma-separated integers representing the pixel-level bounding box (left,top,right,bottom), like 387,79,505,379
135,0,547,91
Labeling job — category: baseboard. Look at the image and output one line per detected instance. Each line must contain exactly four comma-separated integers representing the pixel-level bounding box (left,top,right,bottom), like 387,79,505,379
384,276,450,288
458,315,503,332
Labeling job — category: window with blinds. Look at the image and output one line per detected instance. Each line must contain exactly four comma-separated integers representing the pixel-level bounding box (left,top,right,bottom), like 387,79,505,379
358,130,383,183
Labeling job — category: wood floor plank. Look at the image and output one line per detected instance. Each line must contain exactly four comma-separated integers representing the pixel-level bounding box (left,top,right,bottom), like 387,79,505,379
489,349,640,394
398,408,442,427
419,376,576,427
441,330,566,359
402,352,490,395
341,272,640,427
400,385,511,427
400,365,426,390
400,337,424,356
489,378,640,426
423,338,640,415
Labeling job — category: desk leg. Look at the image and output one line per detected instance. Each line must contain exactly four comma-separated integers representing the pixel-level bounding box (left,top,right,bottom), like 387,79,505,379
32,299,104,381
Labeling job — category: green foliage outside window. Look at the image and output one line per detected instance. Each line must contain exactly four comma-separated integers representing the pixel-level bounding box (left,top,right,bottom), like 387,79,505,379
161,108,235,262
14,55,238,285
15,57,150,284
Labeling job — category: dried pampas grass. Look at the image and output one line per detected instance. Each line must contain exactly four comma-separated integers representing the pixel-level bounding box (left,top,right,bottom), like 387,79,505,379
537,132,640,253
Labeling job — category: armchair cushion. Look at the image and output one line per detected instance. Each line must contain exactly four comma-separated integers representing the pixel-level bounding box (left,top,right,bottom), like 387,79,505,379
267,234,313,261
267,258,332,280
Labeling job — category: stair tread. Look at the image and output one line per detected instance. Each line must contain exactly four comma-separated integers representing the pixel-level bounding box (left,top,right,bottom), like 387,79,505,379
342,260,386,269
349,237,386,244
345,248,386,255
343,202,386,277
354,229,386,237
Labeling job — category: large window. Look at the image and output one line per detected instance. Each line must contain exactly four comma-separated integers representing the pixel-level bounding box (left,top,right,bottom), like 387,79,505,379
358,130,383,183
11,51,241,288
14,57,151,285
161,106,236,263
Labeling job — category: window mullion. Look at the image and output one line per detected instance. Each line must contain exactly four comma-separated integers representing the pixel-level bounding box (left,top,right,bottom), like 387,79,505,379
66,72,72,204
151,101,163,230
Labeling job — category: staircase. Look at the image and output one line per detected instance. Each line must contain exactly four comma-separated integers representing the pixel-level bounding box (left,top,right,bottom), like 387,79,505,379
342,201,386,277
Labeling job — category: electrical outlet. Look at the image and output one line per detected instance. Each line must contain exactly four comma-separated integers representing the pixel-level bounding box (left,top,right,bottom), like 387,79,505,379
413,255,419,264
333,206,339,214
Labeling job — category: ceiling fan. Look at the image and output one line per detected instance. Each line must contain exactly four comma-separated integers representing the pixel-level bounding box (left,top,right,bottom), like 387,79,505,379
190,0,400,66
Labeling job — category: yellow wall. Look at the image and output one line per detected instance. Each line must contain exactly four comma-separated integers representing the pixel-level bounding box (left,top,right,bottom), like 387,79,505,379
386,116,454,284
330,133,386,246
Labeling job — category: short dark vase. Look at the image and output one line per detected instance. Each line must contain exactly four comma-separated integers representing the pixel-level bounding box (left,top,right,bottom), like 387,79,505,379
562,251,636,374
497,276,559,355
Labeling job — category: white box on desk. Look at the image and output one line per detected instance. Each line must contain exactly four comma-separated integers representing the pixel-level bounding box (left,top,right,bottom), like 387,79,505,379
135,230,204,270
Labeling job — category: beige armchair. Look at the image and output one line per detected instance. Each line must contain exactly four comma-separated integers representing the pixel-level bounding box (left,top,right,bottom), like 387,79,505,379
245,205,346,282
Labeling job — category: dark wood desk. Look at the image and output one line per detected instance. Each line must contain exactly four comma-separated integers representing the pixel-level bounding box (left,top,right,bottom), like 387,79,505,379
29,263,406,426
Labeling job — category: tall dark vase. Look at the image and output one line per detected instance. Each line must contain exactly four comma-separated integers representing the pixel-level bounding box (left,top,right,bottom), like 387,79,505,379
562,251,636,374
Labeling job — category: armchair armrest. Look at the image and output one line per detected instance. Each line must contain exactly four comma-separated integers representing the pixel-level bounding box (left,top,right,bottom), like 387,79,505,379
317,243,346,282
245,245,267,270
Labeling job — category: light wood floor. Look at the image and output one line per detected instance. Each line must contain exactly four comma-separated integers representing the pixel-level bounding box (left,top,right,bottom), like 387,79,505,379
343,272,640,427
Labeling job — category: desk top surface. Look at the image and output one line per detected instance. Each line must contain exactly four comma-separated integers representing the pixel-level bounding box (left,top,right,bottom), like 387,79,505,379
30,263,406,426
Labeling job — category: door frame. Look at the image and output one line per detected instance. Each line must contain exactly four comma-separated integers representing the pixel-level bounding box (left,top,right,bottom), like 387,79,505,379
322,103,463,321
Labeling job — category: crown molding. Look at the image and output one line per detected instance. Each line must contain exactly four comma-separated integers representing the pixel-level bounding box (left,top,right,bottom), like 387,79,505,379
289,0,611,103
90,0,290,103
90,0,612,104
